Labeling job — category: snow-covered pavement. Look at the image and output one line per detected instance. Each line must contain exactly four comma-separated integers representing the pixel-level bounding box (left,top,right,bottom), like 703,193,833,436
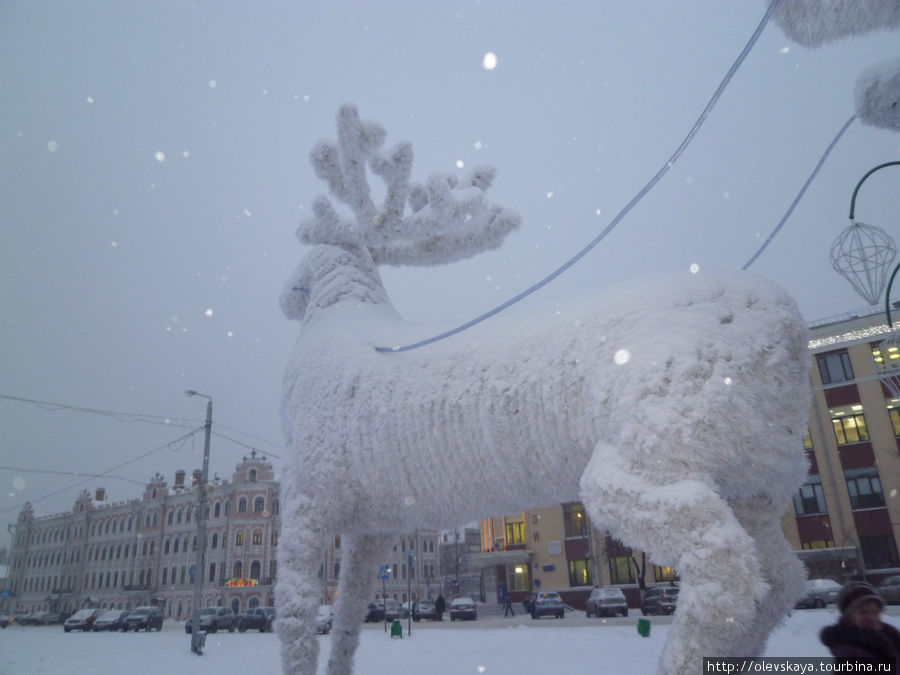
1,607,876,675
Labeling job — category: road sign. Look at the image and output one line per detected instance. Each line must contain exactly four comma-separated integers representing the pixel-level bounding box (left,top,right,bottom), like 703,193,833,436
378,564,390,580
0,589,10,598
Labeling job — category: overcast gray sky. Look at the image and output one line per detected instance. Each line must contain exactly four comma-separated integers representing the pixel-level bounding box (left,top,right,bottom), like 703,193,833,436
2,0,899,536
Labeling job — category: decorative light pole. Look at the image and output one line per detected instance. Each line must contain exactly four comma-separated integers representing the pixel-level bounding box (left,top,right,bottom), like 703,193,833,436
185,389,212,655
831,161,900,395
407,550,414,636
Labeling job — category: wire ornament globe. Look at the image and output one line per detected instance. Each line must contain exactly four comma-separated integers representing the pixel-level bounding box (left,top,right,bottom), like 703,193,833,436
830,221,897,306
877,331,900,399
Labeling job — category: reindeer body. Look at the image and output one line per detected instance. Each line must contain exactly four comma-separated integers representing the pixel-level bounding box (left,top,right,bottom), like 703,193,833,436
276,106,811,675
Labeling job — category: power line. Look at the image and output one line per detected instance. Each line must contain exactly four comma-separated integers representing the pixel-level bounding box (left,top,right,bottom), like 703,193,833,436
0,466,146,486
211,431,282,460
0,428,202,516
0,393,196,429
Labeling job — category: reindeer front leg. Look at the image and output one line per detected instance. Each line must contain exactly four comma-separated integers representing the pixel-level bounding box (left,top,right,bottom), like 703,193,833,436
327,533,392,675
580,445,767,675
276,492,324,675
728,495,806,657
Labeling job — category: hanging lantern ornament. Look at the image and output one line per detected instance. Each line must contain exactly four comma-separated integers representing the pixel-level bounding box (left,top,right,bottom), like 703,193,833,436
830,161,900,306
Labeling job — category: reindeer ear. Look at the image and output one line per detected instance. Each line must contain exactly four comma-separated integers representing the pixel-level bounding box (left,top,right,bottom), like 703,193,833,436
279,263,310,321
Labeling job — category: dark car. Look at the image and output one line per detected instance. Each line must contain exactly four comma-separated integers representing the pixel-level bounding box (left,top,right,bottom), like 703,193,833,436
185,606,236,634
24,610,61,626
315,605,333,634
364,601,385,623
123,605,164,631
63,608,101,632
641,586,679,616
412,599,438,621
585,586,629,618
449,597,477,621
237,607,275,633
525,591,565,619
92,609,130,631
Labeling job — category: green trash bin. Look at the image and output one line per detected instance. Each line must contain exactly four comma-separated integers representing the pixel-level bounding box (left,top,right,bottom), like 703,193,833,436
637,617,651,637
390,619,402,638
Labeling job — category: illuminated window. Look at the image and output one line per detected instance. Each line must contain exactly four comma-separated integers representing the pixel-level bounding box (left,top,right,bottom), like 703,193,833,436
801,539,835,550
830,405,869,445
654,565,676,582
508,564,528,591
505,515,525,545
872,343,900,372
563,503,588,538
252,529,262,545
568,558,592,586
236,531,244,546
803,429,813,450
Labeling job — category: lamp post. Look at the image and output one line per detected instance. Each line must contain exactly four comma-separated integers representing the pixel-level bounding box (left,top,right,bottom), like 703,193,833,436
185,389,212,655
830,161,900,396
407,550,414,637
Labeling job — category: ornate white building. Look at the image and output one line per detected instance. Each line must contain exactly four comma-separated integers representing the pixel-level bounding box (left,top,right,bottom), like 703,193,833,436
7,452,280,619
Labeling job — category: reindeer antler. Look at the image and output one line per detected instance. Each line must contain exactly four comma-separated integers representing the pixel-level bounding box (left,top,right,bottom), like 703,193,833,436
298,104,521,265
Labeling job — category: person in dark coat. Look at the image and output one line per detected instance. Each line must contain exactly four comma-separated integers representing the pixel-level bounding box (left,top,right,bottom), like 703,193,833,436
820,581,900,668
434,593,446,621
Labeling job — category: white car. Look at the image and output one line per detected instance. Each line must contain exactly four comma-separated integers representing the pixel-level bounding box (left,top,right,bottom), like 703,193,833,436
796,578,842,609
315,605,333,634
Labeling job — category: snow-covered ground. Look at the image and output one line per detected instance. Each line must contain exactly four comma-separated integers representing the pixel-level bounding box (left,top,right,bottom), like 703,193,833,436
2,607,889,675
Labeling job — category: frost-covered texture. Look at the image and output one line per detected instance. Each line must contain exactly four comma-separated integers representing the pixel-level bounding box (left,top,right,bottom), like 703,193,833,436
277,106,812,675
770,0,900,48
856,57,900,131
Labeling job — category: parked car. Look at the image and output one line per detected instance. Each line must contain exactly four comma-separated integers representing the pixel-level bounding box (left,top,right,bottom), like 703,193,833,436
63,608,102,632
316,605,333,634
24,610,61,626
185,606,236,633
412,599,438,621
7,610,29,626
585,586,629,618
449,597,477,621
526,591,565,619
878,575,900,605
0,613,9,629
364,601,385,623
795,578,841,609
641,586,680,615
92,609,130,631
384,599,404,621
237,607,275,633
123,605,164,631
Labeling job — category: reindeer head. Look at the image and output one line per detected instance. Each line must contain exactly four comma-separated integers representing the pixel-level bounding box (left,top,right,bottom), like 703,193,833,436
281,104,521,322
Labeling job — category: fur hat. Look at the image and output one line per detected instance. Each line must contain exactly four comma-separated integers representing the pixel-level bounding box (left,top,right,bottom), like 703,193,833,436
838,581,884,616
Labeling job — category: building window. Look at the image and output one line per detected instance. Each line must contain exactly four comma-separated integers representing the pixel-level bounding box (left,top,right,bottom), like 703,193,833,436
167,511,174,526
238,498,248,513
214,502,221,518
887,401,900,437
608,556,634,585
872,343,900,373
803,429,813,450
568,558,592,586
249,469,257,482
234,561,242,579
793,475,827,516
250,560,261,581
654,566,677,582
211,533,218,549
801,539,835,550
831,405,869,445
817,350,854,384
254,497,265,512
845,466,885,509
224,500,230,516
860,533,900,569
209,563,216,582
252,529,262,545
176,510,182,524
505,515,525,545
507,564,528,590
162,568,168,585
236,531,244,546
563,503,588,538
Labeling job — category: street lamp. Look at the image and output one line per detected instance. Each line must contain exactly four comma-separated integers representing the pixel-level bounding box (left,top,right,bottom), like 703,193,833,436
407,550,414,636
830,162,900,396
185,389,212,655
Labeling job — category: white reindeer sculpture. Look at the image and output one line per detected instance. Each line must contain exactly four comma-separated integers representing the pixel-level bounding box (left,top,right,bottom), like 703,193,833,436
276,104,812,675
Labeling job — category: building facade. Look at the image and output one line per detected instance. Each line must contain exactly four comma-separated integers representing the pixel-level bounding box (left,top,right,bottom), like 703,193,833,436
7,451,280,618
